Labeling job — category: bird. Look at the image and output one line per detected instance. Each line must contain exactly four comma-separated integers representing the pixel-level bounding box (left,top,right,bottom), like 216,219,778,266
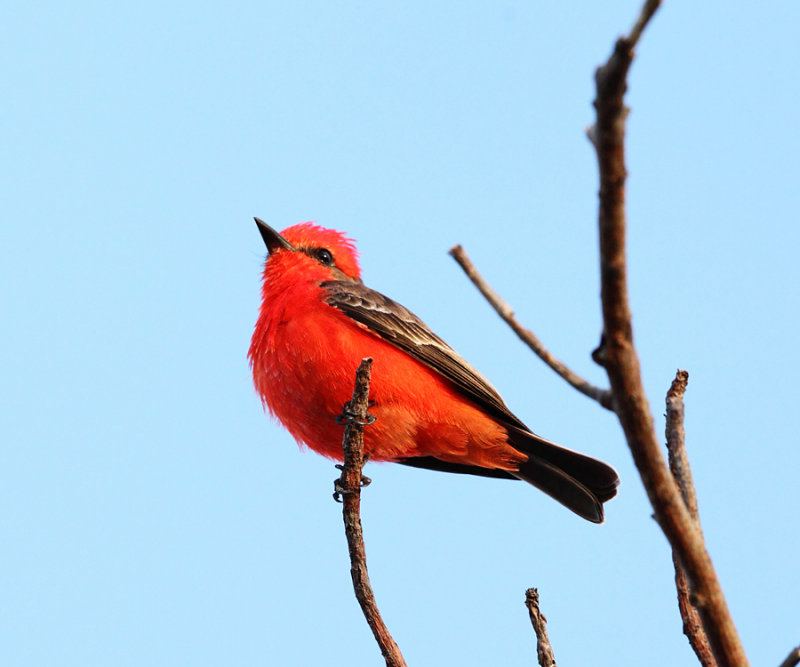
249,218,619,522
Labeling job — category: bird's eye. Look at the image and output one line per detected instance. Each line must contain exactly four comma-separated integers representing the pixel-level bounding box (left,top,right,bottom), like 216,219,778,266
315,248,334,265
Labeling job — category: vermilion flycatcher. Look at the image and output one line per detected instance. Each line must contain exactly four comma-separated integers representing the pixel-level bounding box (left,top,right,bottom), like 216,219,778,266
249,219,618,522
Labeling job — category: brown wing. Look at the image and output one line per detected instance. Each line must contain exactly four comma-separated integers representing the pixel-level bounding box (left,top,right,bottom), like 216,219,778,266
321,279,527,430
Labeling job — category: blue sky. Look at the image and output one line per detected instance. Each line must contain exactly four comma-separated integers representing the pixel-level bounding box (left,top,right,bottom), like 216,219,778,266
2,1,799,665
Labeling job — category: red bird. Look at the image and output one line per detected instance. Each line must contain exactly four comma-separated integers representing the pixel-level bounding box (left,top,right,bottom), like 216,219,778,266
249,219,619,522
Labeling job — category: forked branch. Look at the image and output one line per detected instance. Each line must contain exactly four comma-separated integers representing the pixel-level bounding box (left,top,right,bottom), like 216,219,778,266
590,1,747,665
449,245,613,410
448,1,749,664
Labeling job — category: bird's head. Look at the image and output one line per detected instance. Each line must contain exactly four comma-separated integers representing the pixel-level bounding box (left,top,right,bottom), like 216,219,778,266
255,217,362,283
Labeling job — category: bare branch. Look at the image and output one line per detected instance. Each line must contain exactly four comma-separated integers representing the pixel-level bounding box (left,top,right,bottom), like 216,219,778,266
335,358,407,667
779,646,800,667
665,371,717,666
628,0,662,47
590,1,748,665
672,561,717,667
666,370,698,519
449,244,613,410
525,588,557,667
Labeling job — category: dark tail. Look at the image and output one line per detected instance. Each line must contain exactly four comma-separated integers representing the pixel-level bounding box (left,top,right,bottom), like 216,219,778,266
506,425,619,523
395,426,619,523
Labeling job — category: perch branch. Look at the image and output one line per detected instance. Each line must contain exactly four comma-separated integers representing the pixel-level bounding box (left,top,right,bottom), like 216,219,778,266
335,358,407,667
665,370,716,667
590,1,747,665
449,245,613,410
525,588,557,667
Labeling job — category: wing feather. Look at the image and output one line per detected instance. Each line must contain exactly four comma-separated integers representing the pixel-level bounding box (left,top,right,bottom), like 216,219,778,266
321,280,526,429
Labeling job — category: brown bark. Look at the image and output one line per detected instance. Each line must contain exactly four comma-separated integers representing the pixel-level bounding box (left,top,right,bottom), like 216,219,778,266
665,371,716,666
525,588,557,667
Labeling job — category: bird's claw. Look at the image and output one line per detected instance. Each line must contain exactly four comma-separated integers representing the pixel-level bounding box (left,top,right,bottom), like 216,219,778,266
335,407,377,426
332,464,371,502
333,479,347,502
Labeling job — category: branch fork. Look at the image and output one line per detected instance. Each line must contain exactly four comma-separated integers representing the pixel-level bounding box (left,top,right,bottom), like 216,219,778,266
448,1,752,665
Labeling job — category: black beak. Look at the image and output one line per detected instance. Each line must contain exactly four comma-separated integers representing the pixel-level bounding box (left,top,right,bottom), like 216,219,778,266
254,217,295,254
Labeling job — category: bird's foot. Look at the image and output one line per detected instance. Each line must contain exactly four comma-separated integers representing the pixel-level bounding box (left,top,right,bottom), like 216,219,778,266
335,407,376,426
333,463,372,502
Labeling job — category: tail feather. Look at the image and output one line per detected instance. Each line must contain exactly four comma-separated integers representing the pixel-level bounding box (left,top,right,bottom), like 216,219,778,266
506,425,620,503
512,454,606,523
395,426,619,523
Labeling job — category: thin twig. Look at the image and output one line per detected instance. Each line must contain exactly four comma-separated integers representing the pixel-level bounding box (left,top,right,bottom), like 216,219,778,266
525,588,557,667
449,245,613,410
779,646,800,667
666,370,697,519
590,1,748,665
628,0,662,47
335,358,407,667
666,370,716,667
